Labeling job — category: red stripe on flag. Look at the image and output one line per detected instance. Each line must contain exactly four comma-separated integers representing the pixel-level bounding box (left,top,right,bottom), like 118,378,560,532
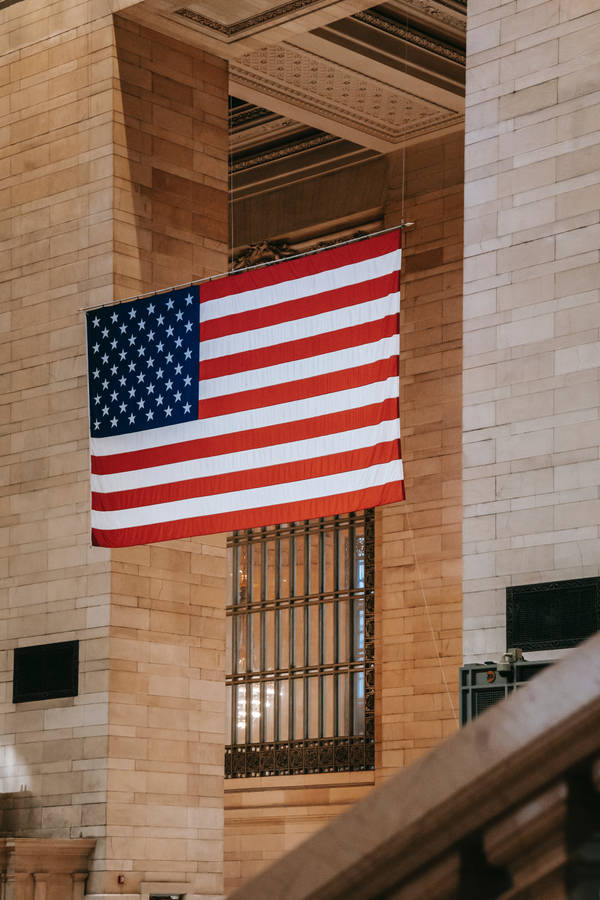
91,396,399,476
92,440,400,512
198,356,399,418
201,272,399,341
199,315,399,380
199,231,401,302
91,480,405,547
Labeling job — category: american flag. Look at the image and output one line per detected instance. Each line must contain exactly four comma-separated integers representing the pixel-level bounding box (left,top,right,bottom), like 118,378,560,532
87,230,404,547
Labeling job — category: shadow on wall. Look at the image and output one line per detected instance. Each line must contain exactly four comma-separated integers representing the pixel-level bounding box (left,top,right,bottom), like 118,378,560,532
114,15,229,298
0,788,38,835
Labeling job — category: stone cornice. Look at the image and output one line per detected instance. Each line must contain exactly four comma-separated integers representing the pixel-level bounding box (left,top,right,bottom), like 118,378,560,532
353,10,465,64
175,0,327,37
386,0,466,33
231,133,339,172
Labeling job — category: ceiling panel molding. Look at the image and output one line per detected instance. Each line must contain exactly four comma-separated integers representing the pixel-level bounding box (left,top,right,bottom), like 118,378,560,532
231,43,461,151
126,0,465,153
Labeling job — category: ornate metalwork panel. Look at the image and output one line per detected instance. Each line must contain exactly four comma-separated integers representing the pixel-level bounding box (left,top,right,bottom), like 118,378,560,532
225,510,374,777
507,577,600,652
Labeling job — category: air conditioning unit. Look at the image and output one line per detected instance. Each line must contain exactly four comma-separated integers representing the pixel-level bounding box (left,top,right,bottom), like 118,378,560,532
460,657,551,727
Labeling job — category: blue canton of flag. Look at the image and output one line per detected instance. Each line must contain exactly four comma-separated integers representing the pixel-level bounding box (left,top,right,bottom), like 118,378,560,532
86,285,199,438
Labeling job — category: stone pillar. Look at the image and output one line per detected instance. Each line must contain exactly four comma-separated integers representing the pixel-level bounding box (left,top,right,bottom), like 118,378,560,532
463,0,600,662
376,135,464,778
71,873,87,900
2,4,228,898
4,874,29,900
31,874,47,900
87,18,228,899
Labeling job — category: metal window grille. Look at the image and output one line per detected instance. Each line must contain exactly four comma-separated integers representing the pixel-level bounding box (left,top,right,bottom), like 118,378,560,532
225,510,374,777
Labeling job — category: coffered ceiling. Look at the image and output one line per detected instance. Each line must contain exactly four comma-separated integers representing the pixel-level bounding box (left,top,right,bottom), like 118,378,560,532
121,0,465,154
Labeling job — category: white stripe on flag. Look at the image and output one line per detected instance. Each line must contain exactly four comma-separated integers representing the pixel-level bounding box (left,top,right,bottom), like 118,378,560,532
200,249,402,322
91,459,405,530
200,292,399,359
198,335,399,400
92,418,401,494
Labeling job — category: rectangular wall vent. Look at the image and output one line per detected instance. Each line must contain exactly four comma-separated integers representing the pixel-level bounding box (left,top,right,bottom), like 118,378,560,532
507,577,600,652
13,640,79,703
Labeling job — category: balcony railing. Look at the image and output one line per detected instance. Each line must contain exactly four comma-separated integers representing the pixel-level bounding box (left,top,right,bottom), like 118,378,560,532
229,631,600,899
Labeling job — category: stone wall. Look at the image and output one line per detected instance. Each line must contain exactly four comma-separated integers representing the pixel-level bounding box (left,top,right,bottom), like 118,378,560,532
1,6,229,898
463,0,600,661
378,133,464,778
1,0,116,844
97,19,228,899
224,131,464,891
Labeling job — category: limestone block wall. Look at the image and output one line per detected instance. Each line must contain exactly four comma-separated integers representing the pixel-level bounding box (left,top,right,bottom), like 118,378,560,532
225,771,374,892
463,0,600,660
378,134,463,777
1,5,229,898
0,0,116,840
112,16,228,298
94,19,229,898
0,837,95,900
223,131,464,892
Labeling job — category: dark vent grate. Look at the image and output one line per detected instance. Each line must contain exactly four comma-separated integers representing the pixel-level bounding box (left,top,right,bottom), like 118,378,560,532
460,661,549,727
472,686,506,718
13,640,79,703
507,578,600,651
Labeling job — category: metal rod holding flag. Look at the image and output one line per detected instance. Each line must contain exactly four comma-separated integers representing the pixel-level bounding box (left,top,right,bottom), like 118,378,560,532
86,229,405,547
81,223,413,312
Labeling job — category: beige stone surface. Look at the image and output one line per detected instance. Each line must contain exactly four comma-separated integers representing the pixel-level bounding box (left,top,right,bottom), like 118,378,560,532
224,772,374,893
377,134,463,775
1,5,228,897
464,0,600,661
0,838,95,900
222,133,463,892
228,632,600,900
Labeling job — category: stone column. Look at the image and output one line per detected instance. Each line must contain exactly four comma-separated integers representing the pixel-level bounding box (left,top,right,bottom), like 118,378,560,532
463,0,600,661
375,136,464,779
4,874,29,900
32,873,48,900
2,4,228,898
71,873,87,900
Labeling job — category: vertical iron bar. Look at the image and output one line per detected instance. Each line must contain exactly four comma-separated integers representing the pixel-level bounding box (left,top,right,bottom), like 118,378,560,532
274,528,281,740
260,531,267,743
349,515,356,735
304,522,310,595
302,526,310,742
247,541,253,685
318,522,325,739
333,518,340,737
245,538,252,745
231,538,238,746
310,520,323,741
288,525,294,742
